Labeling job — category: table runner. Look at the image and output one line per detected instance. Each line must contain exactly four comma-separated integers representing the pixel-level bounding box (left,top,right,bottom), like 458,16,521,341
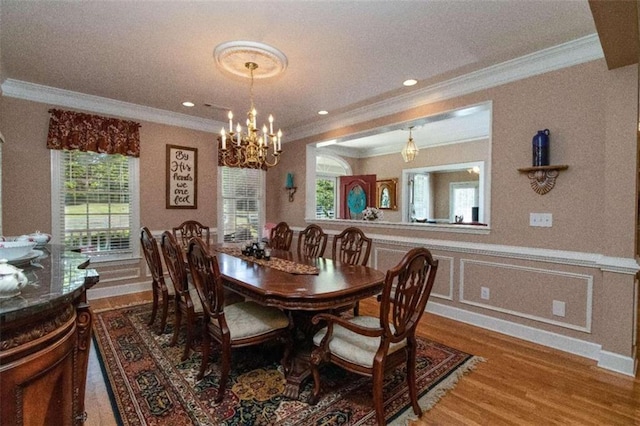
214,247,320,275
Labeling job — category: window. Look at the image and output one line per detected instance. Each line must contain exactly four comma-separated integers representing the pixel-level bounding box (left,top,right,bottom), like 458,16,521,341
51,150,140,259
218,166,265,242
316,177,335,219
409,173,433,221
450,181,479,222
315,154,350,219
403,162,484,224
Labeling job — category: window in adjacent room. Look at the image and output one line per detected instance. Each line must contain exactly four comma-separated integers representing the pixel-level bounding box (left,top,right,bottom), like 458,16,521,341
218,166,265,242
449,181,479,222
51,150,140,260
408,172,433,222
315,154,350,219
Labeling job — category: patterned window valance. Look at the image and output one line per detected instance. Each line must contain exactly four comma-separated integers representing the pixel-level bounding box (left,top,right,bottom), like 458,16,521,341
47,109,141,157
217,138,266,170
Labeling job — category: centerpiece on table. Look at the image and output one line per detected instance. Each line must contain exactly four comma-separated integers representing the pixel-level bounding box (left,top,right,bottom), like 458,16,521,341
362,206,383,221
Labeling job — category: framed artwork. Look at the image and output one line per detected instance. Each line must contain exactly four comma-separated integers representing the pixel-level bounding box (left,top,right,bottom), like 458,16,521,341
166,144,198,209
376,178,397,210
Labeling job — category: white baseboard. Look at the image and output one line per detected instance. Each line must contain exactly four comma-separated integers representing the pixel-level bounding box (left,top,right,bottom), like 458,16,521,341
87,281,150,300
427,301,636,377
598,350,637,376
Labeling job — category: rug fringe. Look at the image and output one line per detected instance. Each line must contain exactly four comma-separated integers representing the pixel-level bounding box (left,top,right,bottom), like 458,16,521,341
390,356,486,425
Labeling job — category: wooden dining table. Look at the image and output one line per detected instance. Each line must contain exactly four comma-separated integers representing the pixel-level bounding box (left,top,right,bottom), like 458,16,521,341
211,245,386,399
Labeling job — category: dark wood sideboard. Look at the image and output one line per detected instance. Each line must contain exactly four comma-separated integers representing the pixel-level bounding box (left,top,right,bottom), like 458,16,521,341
0,246,99,425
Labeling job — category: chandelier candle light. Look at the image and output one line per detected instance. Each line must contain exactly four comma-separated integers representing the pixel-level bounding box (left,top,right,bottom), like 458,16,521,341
219,62,283,168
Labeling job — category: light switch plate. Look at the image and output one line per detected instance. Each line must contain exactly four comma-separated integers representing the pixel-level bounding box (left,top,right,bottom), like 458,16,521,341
552,300,566,317
530,213,552,227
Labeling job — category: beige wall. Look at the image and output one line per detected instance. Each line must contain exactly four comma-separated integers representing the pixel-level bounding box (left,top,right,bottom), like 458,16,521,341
270,60,637,255
267,59,639,369
1,58,637,373
0,97,217,235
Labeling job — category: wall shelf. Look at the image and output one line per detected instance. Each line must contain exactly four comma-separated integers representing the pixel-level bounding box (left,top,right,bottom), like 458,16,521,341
284,186,297,202
517,165,568,195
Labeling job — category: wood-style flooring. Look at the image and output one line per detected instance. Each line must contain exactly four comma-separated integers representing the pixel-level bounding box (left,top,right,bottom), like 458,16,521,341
86,292,640,425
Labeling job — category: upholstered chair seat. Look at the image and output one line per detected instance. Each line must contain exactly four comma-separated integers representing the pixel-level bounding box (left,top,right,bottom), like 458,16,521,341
210,301,290,340
312,316,405,368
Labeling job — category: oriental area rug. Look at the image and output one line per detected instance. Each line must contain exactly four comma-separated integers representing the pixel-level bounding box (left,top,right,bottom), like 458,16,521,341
93,303,483,425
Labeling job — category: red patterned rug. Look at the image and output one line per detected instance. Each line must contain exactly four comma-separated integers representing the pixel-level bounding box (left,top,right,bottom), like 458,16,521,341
93,303,482,425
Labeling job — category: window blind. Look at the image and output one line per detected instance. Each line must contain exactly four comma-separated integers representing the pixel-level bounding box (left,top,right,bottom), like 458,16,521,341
220,166,264,242
52,150,139,258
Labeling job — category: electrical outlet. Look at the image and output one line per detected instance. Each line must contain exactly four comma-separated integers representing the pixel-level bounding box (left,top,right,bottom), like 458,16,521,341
552,300,566,317
530,213,553,227
481,287,490,300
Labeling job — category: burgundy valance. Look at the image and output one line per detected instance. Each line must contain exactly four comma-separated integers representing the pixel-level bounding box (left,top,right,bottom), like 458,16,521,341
47,109,141,157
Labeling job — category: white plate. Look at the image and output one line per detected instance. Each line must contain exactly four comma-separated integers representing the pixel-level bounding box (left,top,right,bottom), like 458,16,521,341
8,250,44,267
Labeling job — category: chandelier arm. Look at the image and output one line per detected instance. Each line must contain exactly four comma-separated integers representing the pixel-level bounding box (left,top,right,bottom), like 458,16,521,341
261,153,280,168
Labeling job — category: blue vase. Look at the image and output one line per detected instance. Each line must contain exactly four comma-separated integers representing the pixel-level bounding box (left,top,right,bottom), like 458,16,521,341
532,129,550,166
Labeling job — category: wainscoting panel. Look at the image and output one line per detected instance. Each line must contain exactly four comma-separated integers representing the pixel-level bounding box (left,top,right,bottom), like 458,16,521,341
93,265,143,285
374,247,454,301
460,259,593,332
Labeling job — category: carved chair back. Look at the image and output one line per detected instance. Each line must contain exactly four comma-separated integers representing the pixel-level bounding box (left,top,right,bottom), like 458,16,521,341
297,224,328,258
186,237,226,322
160,231,188,296
331,226,372,266
173,220,210,248
270,221,293,251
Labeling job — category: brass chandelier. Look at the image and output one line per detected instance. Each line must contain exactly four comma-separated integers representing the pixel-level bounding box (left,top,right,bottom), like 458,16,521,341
219,62,282,169
401,126,419,162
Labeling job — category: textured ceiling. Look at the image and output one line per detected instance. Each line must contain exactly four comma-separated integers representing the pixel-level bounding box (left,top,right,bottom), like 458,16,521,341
1,1,598,134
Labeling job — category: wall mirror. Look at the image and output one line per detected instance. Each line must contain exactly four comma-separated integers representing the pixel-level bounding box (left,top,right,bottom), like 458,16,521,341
305,101,492,228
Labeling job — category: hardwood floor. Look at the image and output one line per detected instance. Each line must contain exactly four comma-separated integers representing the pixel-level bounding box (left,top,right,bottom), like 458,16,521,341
85,292,640,425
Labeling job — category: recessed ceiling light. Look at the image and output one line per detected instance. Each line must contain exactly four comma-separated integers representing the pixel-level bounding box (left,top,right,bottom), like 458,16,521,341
182,101,195,107
403,79,418,87
318,110,329,115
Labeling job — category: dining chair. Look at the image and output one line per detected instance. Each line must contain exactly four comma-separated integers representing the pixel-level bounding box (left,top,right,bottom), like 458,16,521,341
186,236,293,402
269,221,293,251
140,227,175,334
297,224,328,258
173,220,210,248
308,247,439,426
160,231,204,361
331,226,373,315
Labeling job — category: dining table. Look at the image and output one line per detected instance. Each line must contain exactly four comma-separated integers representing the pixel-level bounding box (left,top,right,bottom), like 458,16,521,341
210,244,386,399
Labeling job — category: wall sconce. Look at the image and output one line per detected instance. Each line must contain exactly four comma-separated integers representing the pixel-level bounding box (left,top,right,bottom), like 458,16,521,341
284,172,297,202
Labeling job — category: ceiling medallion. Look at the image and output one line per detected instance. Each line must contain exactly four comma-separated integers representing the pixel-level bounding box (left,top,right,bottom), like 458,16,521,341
214,41,288,79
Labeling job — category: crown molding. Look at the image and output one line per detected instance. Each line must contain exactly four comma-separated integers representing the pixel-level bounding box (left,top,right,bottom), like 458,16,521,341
0,79,224,133
286,34,604,141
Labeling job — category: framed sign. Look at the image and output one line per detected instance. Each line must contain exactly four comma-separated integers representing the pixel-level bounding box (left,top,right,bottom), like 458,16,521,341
166,144,197,209
376,178,397,210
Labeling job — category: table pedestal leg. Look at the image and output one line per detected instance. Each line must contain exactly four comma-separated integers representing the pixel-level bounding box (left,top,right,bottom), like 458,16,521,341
283,346,312,399
282,311,321,400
